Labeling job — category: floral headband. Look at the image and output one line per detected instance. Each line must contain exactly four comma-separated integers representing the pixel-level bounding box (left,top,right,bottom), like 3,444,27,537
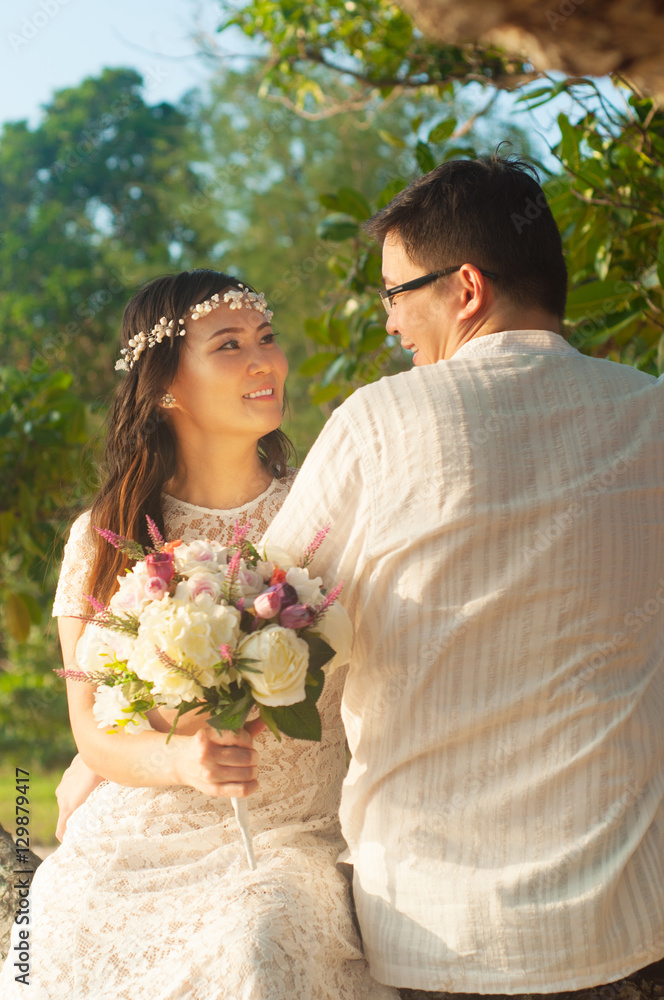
114,284,274,372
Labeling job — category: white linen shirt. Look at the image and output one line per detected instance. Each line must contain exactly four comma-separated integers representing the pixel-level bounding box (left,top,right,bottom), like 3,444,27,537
263,330,664,993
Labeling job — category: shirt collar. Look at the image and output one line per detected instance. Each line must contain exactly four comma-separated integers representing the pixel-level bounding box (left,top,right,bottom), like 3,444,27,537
450,330,577,361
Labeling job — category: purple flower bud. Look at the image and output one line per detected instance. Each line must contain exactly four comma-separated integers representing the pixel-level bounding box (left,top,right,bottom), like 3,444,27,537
279,603,317,630
145,551,174,583
253,582,298,619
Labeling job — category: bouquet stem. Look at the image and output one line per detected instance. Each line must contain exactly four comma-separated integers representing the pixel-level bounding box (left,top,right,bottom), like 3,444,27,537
231,797,257,870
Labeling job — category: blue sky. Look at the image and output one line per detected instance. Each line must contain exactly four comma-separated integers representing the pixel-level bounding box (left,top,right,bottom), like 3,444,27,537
0,0,623,169
0,0,227,127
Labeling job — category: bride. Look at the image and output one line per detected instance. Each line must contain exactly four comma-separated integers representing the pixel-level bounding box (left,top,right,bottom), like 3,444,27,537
0,269,397,999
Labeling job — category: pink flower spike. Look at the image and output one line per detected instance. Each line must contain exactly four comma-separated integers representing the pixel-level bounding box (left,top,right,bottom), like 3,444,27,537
232,518,251,547
145,514,165,550
219,644,233,664
84,594,108,615
226,550,241,578
156,648,180,670
321,580,344,613
54,667,94,682
93,526,124,548
300,523,331,567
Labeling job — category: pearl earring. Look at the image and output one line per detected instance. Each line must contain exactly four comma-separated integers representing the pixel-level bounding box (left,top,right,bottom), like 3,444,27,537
160,392,176,408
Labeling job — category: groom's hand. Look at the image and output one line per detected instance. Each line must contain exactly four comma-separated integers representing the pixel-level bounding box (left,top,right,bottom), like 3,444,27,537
174,725,259,799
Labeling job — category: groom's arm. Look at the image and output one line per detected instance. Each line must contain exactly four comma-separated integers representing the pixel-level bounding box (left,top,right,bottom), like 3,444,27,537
263,402,374,606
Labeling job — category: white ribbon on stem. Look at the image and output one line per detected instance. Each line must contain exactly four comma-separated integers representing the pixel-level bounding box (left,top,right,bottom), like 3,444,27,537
231,796,257,870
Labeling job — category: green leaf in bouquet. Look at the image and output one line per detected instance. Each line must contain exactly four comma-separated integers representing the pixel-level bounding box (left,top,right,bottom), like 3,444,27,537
233,656,262,675
240,609,258,633
302,632,335,672
243,539,261,563
207,692,254,733
304,668,325,704
258,705,282,742
271,695,322,742
165,698,204,743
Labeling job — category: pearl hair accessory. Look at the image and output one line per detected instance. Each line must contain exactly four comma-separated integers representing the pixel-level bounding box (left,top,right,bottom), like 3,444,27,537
114,284,273,372
160,392,176,408
115,317,185,372
189,286,273,323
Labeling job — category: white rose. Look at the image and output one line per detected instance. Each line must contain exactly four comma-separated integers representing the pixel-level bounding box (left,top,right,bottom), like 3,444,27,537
255,560,274,582
315,599,353,674
237,569,264,598
75,626,114,674
173,539,229,577
261,544,296,570
109,570,151,615
174,571,223,606
237,625,310,707
128,597,240,687
149,667,204,707
103,628,136,663
285,567,324,607
92,683,151,733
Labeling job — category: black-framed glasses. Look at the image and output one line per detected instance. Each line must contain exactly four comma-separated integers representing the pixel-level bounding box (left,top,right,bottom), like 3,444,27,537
378,265,499,314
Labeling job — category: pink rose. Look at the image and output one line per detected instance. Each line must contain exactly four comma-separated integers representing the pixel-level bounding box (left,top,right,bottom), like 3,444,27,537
253,589,282,619
145,576,168,599
188,574,221,603
253,582,298,619
146,552,174,583
110,575,148,612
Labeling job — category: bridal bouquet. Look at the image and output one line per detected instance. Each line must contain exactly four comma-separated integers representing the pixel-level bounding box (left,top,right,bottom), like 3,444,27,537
57,516,351,868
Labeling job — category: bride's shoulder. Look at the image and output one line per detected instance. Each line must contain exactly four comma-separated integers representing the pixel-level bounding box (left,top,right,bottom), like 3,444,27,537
65,508,94,545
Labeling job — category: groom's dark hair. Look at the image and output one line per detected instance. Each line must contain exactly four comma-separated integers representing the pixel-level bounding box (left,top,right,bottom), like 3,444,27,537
364,151,568,319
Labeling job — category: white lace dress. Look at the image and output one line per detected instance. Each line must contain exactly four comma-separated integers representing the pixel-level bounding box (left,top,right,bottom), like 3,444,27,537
0,472,398,1000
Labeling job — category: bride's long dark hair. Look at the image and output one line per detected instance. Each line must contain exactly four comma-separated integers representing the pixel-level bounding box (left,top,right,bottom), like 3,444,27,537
87,269,294,605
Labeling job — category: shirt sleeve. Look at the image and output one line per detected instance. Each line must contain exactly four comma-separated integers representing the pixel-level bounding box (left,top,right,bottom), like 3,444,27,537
262,402,375,615
51,510,97,618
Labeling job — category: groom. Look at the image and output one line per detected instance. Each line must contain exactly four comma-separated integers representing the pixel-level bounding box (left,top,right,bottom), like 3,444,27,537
264,155,664,996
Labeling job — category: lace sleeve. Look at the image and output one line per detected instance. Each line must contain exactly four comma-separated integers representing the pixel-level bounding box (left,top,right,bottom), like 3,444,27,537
51,510,97,618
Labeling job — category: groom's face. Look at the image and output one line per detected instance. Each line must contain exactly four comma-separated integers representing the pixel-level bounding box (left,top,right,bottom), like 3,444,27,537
381,232,453,366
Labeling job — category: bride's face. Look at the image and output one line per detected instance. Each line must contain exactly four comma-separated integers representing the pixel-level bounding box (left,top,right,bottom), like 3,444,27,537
164,297,288,441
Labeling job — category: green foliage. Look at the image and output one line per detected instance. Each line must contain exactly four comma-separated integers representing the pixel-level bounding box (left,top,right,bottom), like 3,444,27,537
0,365,94,635
0,365,90,768
0,68,217,399
217,0,527,115
530,81,664,372
0,626,77,771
